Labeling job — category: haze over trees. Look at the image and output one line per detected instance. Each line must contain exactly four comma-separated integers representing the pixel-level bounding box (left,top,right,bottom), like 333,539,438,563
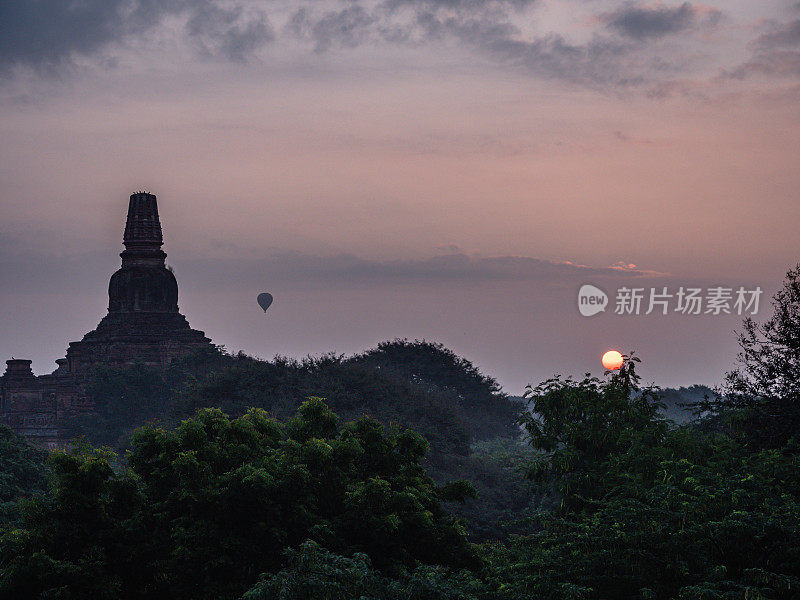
3,270,800,599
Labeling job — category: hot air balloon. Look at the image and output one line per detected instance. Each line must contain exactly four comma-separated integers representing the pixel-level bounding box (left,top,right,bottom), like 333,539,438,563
257,292,273,313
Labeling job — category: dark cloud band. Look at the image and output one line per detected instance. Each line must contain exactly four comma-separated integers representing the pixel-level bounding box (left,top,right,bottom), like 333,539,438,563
0,0,274,73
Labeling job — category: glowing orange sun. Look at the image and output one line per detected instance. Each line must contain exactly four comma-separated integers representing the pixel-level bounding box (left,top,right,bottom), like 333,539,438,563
602,350,624,371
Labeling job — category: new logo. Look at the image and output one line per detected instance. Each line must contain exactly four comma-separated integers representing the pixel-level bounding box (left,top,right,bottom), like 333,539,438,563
578,284,608,317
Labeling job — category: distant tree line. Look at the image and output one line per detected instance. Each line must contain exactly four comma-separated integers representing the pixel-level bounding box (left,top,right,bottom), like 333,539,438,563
65,339,532,540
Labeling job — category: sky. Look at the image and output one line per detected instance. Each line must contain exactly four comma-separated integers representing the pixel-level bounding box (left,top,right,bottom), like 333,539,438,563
1,0,800,394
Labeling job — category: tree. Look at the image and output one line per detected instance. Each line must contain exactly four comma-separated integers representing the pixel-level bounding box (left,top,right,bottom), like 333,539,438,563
494,431,800,600
0,442,144,600
240,540,485,600
724,264,800,447
0,400,479,600
63,340,531,541
66,345,227,448
495,361,800,599
354,339,522,439
0,425,48,524
518,356,667,513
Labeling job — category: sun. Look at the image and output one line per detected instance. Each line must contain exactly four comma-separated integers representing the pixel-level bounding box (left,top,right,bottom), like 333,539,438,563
602,350,624,371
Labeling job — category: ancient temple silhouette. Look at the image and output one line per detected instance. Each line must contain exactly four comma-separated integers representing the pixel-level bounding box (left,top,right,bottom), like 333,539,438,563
0,192,212,447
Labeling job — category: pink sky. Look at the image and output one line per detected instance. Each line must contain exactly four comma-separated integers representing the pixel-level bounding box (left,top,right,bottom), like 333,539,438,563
1,0,799,392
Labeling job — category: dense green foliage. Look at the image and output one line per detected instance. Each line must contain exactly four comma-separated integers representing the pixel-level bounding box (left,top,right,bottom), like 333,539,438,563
443,437,548,541
653,384,713,423
69,339,527,539
0,425,48,524
496,361,800,599
354,340,519,439
73,340,519,455
520,356,666,512
722,264,800,448
66,345,226,447
240,540,485,600
0,400,478,600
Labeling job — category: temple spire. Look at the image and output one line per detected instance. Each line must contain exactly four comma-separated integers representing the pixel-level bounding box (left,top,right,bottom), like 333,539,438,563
123,192,163,249
120,192,166,266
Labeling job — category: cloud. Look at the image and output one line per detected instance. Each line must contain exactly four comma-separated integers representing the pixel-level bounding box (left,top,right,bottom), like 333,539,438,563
755,19,800,49
285,0,643,87
186,2,274,61
288,0,528,51
409,0,636,88
290,5,376,52
6,0,791,93
464,31,639,87
600,2,721,41
0,245,667,296
176,251,667,289
284,0,730,89
0,0,274,73
724,19,800,80
386,0,537,9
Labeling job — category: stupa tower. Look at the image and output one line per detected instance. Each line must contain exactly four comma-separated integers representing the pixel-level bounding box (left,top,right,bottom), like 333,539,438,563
65,192,211,371
2,191,213,447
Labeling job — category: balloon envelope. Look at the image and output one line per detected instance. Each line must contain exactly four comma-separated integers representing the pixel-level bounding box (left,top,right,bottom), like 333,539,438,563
257,292,273,312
